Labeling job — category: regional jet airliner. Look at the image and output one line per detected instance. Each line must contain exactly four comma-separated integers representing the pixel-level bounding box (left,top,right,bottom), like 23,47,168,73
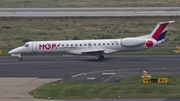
8,21,174,61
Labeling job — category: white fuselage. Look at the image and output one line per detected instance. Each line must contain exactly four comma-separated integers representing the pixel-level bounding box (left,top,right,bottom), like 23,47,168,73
10,38,161,55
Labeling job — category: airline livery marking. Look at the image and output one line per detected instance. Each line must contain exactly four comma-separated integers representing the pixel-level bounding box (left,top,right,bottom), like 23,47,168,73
152,23,168,40
146,40,153,47
39,43,61,49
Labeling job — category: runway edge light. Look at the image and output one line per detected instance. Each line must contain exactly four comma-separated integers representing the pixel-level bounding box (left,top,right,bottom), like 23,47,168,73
141,70,151,78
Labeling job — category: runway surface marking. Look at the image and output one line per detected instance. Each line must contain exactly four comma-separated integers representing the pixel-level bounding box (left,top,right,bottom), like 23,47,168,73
0,61,79,66
0,55,180,101
102,73,116,75
70,67,180,79
71,73,86,78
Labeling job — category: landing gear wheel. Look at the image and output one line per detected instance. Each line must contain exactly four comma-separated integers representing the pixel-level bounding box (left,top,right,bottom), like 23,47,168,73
97,55,105,61
18,54,22,61
100,55,104,60
18,57,22,61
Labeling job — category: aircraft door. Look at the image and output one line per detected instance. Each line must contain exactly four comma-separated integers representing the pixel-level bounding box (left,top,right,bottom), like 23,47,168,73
88,42,92,48
32,42,37,53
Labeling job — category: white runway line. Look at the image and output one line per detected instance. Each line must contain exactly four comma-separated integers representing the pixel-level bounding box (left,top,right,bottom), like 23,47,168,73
102,73,116,75
71,73,86,78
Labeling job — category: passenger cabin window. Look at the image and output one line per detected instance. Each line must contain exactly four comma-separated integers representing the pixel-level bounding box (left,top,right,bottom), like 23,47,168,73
107,43,109,45
62,44,64,46
94,43,96,46
71,44,73,46
116,43,118,45
99,43,101,46
66,44,68,46
75,44,77,46
84,44,86,46
112,43,114,45
80,44,82,46
103,43,105,45
25,44,29,48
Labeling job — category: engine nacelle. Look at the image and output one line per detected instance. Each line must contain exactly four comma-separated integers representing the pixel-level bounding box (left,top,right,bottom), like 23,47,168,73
121,38,145,47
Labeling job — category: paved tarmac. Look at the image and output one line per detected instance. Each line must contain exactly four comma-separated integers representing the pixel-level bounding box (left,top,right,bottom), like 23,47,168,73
0,7,180,16
1,55,180,101
0,77,61,99
1,55,180,78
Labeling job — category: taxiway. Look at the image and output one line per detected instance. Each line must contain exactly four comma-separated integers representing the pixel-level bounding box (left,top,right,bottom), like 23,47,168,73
0,7,180,16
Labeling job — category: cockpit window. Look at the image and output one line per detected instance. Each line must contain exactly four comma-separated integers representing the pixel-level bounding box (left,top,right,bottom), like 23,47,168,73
24,44,29,48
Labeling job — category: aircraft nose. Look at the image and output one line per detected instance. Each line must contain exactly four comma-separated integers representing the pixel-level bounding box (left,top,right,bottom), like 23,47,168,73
8,47,23,54
8,49,17,54
8,50,12,54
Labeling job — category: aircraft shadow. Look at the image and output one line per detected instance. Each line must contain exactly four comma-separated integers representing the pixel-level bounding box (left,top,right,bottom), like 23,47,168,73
82,57,115,62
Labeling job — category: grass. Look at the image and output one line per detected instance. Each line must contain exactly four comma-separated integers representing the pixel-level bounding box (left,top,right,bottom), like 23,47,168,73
0,49,10,55
117,47,176,55
0,16,179,50
29,74,180,99
0,0,180,7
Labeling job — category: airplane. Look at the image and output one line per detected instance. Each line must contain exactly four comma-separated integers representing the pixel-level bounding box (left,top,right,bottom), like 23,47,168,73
8,21,174,61
173,46,180,53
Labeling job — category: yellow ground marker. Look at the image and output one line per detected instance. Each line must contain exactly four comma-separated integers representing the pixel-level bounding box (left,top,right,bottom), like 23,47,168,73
158,78,168,83
143,78,151,83
0,50,2,55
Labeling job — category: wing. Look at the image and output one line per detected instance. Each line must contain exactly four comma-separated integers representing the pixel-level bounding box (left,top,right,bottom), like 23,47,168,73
67,49,118,55
67,49,105,55
81,49,105,55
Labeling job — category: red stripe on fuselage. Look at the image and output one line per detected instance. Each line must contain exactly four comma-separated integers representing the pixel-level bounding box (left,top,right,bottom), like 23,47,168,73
152,23,168,40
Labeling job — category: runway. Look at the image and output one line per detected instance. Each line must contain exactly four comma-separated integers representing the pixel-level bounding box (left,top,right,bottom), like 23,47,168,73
0,7,180,16
1,55,180,101
1,55,180,79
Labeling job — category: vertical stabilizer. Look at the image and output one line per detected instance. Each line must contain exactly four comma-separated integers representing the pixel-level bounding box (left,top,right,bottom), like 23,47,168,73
149,21,174,41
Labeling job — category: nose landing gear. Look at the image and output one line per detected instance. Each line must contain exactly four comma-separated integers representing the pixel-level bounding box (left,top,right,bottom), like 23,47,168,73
18,54,22,61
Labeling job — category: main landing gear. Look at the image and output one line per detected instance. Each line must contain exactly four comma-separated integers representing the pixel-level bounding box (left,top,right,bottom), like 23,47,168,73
95,55,105,61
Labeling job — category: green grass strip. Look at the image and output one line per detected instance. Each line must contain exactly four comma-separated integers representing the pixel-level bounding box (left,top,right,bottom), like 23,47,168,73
116,48,176,55
0,16,179,49
29,74,180,99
